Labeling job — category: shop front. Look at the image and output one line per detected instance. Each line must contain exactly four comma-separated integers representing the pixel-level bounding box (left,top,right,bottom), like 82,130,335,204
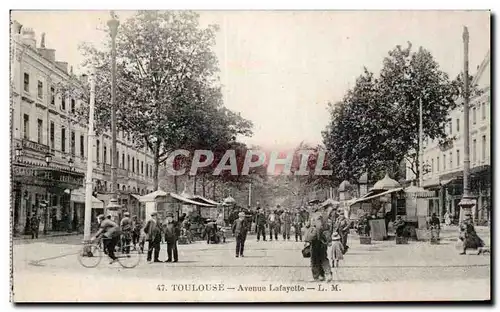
12,163,84,236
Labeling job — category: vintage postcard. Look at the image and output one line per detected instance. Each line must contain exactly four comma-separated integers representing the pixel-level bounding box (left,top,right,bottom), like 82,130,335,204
10,10,491,302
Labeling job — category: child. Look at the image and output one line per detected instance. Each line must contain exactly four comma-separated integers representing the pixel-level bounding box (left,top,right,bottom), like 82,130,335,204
329,232,344,269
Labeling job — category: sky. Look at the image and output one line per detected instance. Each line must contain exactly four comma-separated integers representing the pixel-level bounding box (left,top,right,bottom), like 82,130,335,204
11,10,490,150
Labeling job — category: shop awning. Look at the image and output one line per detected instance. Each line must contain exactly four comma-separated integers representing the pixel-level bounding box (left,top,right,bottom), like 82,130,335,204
350,187,403,206
169,193,214,207
66,188,104,208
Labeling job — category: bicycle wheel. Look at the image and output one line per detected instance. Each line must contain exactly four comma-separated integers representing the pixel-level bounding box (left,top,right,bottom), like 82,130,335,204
77,244,103,268
116,244,141,268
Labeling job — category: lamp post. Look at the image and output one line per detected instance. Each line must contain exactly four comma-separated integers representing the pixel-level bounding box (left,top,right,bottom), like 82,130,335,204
106,11,121,221
458,26,475,223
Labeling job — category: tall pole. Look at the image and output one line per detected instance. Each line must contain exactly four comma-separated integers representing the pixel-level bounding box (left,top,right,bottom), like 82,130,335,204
248,183,252,208
106,12,120,221
418,97,424,188
84,67,96,243
458,26,474,223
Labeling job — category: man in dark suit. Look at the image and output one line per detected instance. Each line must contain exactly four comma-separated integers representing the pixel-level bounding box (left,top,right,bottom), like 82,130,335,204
164,212,180,262
232,212,249,257
255,208,267,241
144,212,162,263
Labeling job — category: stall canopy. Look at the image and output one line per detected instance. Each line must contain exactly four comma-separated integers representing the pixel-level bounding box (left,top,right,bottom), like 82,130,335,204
404,185,435,198
350,187,404,206
190,195,220,207
139,189,168,202
320,198,341,208
169,193,214,207
65,188,104,209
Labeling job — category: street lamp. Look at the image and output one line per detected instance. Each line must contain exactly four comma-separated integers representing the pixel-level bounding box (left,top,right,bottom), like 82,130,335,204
68,157,74,171
106,11,120,221
45,153,52,166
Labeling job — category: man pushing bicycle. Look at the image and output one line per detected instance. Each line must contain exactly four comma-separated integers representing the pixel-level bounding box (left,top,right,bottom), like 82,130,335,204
92,214,122,264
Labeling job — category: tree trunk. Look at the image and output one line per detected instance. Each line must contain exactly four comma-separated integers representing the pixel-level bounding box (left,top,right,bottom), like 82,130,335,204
193,175,197,195
153,141,160,191
202,174,206,197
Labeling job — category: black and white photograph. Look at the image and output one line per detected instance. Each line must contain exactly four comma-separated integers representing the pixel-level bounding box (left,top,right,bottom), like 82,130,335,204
9,9,491,302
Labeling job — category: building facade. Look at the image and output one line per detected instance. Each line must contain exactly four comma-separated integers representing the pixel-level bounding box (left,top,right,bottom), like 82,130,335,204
406,50,491,224
11,21,156,235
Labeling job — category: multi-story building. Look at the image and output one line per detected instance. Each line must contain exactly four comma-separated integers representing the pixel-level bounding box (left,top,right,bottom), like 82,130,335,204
406,50,491,224
10,21,156,235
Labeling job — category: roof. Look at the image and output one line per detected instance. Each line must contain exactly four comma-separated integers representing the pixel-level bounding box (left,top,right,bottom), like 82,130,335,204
139,189,168,202
351,187,404,206
372,174,401,191
169,193,214,207
191,195,220,206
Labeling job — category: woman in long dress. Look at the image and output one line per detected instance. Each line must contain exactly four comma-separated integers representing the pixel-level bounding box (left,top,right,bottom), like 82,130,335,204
459,216,485,255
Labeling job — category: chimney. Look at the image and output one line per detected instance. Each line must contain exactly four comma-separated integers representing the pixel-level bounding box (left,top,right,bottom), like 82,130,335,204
56,61,68,73
21,28,36,48
36,32,57,62
11,20,23,36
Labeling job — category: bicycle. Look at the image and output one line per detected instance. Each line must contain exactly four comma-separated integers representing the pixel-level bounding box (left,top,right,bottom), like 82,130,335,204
77,236,141,269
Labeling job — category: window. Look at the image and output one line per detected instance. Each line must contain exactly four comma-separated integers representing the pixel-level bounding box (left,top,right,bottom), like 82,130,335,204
132,157,135,173
61,96,66,111
61,127,66,153
449,151,452,168
71,131,75,156
443,154,446,171
472,139,477,162
482,102,486,120
456,118,460,133
71,99,75,114
23,73,29,92
472,107,477,125
482,135,486,161
104,145,107,164
50,87,55,105
37,119,43,143
80,135,85,158
37,81,43,99
50,122,54,149
137,159,139,174
431,158,434,173
122,153,125,169
437,156,440,172
146,164,148,177
141,161,144,175
116,152,119,167
127,155,130,171
456,149,460,168
23,114,29,140
96,139,100,163
449,121,452,135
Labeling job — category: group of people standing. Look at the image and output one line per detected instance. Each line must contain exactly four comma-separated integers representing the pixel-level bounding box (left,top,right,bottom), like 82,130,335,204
254,205,306,242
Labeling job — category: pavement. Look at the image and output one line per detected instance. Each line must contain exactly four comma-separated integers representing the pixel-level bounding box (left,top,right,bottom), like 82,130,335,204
11,226,491,302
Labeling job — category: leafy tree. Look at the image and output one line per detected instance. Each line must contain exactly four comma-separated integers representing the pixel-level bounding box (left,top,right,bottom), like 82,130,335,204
60,11,252,191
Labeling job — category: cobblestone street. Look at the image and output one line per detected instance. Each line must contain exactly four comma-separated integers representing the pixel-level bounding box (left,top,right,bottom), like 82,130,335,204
12,226,490,302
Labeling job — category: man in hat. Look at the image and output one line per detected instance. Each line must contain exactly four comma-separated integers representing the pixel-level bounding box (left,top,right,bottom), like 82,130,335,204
293,212,303,242
144,212,162,263
163,212,180,262
92,214,121,264
232,212,249,257
268,209,279,241
280,209,292,241
120,212,132,253
255,208,267,241
334,214,350,253
30,212,40,239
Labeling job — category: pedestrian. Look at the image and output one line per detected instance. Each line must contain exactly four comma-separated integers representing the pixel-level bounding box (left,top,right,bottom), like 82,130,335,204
429,213,441,242
232,212,249,257
205,219,217,244
329,232,344,268
293,212,303,242
444,211,451,226
92,214,121,264
268,210,278,241
182,216,192,243
131,215,142,250
120,212,132,253
304,213,332,282
459,214,486,255
30,212,40,239
281,209,292,241
334,214,350,253
255,208,267,241
393,215,407,238
163,212,180,262
144,212,162,263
